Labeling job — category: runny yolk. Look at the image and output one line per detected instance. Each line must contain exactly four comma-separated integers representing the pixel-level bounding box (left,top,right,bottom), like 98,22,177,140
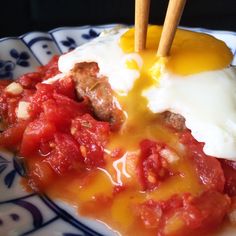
120,25,233,76
108,25,233,151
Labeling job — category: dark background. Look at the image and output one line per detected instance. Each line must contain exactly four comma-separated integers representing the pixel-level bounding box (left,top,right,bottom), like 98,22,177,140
1,0,236,38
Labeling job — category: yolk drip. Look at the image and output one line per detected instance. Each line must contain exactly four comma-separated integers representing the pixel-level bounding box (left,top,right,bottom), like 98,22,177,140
98,27,233,234
103,27,233,223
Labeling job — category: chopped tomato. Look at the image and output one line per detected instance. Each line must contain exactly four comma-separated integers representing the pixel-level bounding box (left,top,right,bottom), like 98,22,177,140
38,55,60,80
25,132,83,188
45,133,83,175
180,131,225,192
18,72,43,89
136,199,163,229
71,114,110,167
45,133,82,174
7,97,21,124
42,97,89,131
135,194,186,234
181,191,230,230
0,120,29,149
138,139,173,191
52,93,90,116
228,196,236,225
18,55,59,89
20,116,56,156
0,92,22,125
136,191,230,235
220,160,236,196
27,158,56,191
0,79,11,91
28,83,54,117
29,82,89,120
52,76,77,99
38,140,52,156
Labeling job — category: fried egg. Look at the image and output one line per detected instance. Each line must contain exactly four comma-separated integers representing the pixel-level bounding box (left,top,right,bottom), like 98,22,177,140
143,67,236,159
57,25,236,160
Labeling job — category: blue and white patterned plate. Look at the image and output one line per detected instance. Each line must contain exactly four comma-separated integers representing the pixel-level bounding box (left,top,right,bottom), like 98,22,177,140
1,24,236,236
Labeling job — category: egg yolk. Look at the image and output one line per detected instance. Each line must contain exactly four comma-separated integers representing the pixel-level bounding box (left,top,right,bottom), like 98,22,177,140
120,25,233,76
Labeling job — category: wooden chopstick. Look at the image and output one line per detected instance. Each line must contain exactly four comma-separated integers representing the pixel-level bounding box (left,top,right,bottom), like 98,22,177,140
157,0,187,57
135,0,150,52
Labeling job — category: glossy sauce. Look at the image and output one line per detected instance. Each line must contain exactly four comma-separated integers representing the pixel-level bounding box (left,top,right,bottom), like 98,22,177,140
23,27,233,235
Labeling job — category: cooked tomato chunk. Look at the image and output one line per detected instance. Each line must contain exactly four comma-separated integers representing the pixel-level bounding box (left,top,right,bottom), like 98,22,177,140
136,191,230,235
28,83,55,117
27,158,56,191
71,114,110,167
181,191,230,230
46,133,83,174
52,76,77,99
38,55,60,80
138,139,173,191
18,72,43,89
20,116,56,156
180,131,225,192
220,160,236,196
0,120,29,149
0,92,22,125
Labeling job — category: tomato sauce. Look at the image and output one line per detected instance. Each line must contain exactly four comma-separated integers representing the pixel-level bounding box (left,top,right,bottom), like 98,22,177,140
0,56,236,236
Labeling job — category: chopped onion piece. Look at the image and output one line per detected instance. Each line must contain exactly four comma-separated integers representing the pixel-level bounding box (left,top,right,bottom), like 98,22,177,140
160,148,180,163
16,101,30,120
5,82,23,95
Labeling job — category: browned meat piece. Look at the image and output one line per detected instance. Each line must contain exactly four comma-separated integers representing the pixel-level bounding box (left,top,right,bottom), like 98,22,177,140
70,62,185,132
161,111,186,131
70,62,124,129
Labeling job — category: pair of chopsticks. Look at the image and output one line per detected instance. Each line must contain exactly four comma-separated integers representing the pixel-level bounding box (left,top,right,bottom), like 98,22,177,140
135,0,186,56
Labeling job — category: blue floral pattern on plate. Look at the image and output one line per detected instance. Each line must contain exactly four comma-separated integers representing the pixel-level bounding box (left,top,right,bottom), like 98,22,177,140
61,37,77,51
0,49,30,79
0,60,15,79
10,49,30,67
0,25,236,236
81,29,100,40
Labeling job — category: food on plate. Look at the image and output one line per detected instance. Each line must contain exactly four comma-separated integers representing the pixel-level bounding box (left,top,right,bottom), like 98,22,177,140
1,25,236,236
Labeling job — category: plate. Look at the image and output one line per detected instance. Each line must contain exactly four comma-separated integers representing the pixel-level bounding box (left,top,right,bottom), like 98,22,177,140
1,24,236,236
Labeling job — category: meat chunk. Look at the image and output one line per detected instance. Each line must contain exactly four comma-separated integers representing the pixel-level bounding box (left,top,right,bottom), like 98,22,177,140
70,62,124,129
161,111,186,131
70,62,186,132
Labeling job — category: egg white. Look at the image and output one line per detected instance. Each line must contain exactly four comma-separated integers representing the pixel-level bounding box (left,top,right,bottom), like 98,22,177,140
144,67,236,160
